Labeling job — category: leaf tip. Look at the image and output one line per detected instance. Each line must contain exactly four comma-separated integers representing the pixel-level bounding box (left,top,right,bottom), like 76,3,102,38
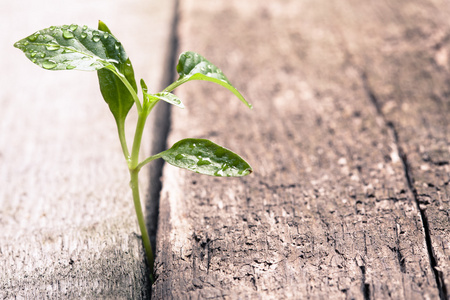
98,20,111,33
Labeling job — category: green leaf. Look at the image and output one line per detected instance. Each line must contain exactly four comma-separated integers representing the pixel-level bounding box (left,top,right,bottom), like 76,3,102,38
161,138,252,177
14,23,128,72
98,21,137,92
97,21,137,124
13,22,138,123
176,51,252,109
153,92,184,108
141,79,184,109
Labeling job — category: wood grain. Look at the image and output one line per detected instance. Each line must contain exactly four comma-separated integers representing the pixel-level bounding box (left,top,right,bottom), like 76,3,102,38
0,0,176,298
153,0,448,299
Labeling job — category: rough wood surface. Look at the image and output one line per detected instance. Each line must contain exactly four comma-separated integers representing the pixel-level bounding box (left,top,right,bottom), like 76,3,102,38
0,0,175,298
153,1,448,299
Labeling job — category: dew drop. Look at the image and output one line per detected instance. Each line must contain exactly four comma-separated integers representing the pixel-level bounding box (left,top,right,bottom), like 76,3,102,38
63,30,74,39
62,48,75,53
42,60,57,69
92,35,101,42
62,25,69,29
115,42,121,50
30,52,37,57
31,58,37,63
40,53,46,58
46,43,60,51
69,24,78,31
80,32,87,39
175,154,184,160
27,34,39,42
49,26,56,31
66,64,76,70
23,41,29,46
82,25,88,31
103,32,109,39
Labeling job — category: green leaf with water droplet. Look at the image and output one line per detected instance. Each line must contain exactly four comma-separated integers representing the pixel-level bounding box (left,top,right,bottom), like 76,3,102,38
175,51,252,109
141,79,184,111
97,20,137,124
14,22,138,124
160,138,252,177
152,92,184,108
14,23,127,72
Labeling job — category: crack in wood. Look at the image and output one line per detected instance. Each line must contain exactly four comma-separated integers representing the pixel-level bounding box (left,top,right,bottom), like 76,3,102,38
147,0,180,298
361,73,449,300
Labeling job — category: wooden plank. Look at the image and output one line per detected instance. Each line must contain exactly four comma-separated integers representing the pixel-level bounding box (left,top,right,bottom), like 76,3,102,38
349,0,450,298
153,0,444,299
0,0,176,298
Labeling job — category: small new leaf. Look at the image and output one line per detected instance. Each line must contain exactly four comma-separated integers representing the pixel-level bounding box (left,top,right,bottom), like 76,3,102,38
176,51,252,109
141,79,184,109
161,138,252,177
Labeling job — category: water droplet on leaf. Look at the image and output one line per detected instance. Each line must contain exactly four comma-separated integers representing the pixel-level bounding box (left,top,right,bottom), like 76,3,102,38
82,25,88,31
92,35,101,42
175,154,184,160
42,60,57,69
46,43,60,51
103,32,109,39
49,26,56,31
63,30,74,39
69,24,78,31
27,34,39,42
80,32,87,39
66,64,76,70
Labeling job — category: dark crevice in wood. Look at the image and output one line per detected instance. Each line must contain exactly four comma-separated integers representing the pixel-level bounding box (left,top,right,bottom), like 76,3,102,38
394,223,407,274
396,146,449,300
359,265,371,300
146,0,179,297
361,73,449,300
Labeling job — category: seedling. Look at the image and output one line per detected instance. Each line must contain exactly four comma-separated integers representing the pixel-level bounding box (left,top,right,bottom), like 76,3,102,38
14,21,252,281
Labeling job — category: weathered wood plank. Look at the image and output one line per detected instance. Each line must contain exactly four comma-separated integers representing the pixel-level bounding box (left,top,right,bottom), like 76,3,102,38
346,0,450,297
0,0,176,298
153,0,444,299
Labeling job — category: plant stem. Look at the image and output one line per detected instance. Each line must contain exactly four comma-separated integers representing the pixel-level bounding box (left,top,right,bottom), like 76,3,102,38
129,110,154,281
135,152,163,172
163,77,189,93
129,169,154,281
116,120,130,160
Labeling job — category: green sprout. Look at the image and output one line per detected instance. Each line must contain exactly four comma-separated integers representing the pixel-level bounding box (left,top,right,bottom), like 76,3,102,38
14,21,253,281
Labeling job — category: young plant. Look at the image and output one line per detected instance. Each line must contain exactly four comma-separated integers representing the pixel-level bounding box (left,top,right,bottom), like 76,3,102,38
14,21,252,281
